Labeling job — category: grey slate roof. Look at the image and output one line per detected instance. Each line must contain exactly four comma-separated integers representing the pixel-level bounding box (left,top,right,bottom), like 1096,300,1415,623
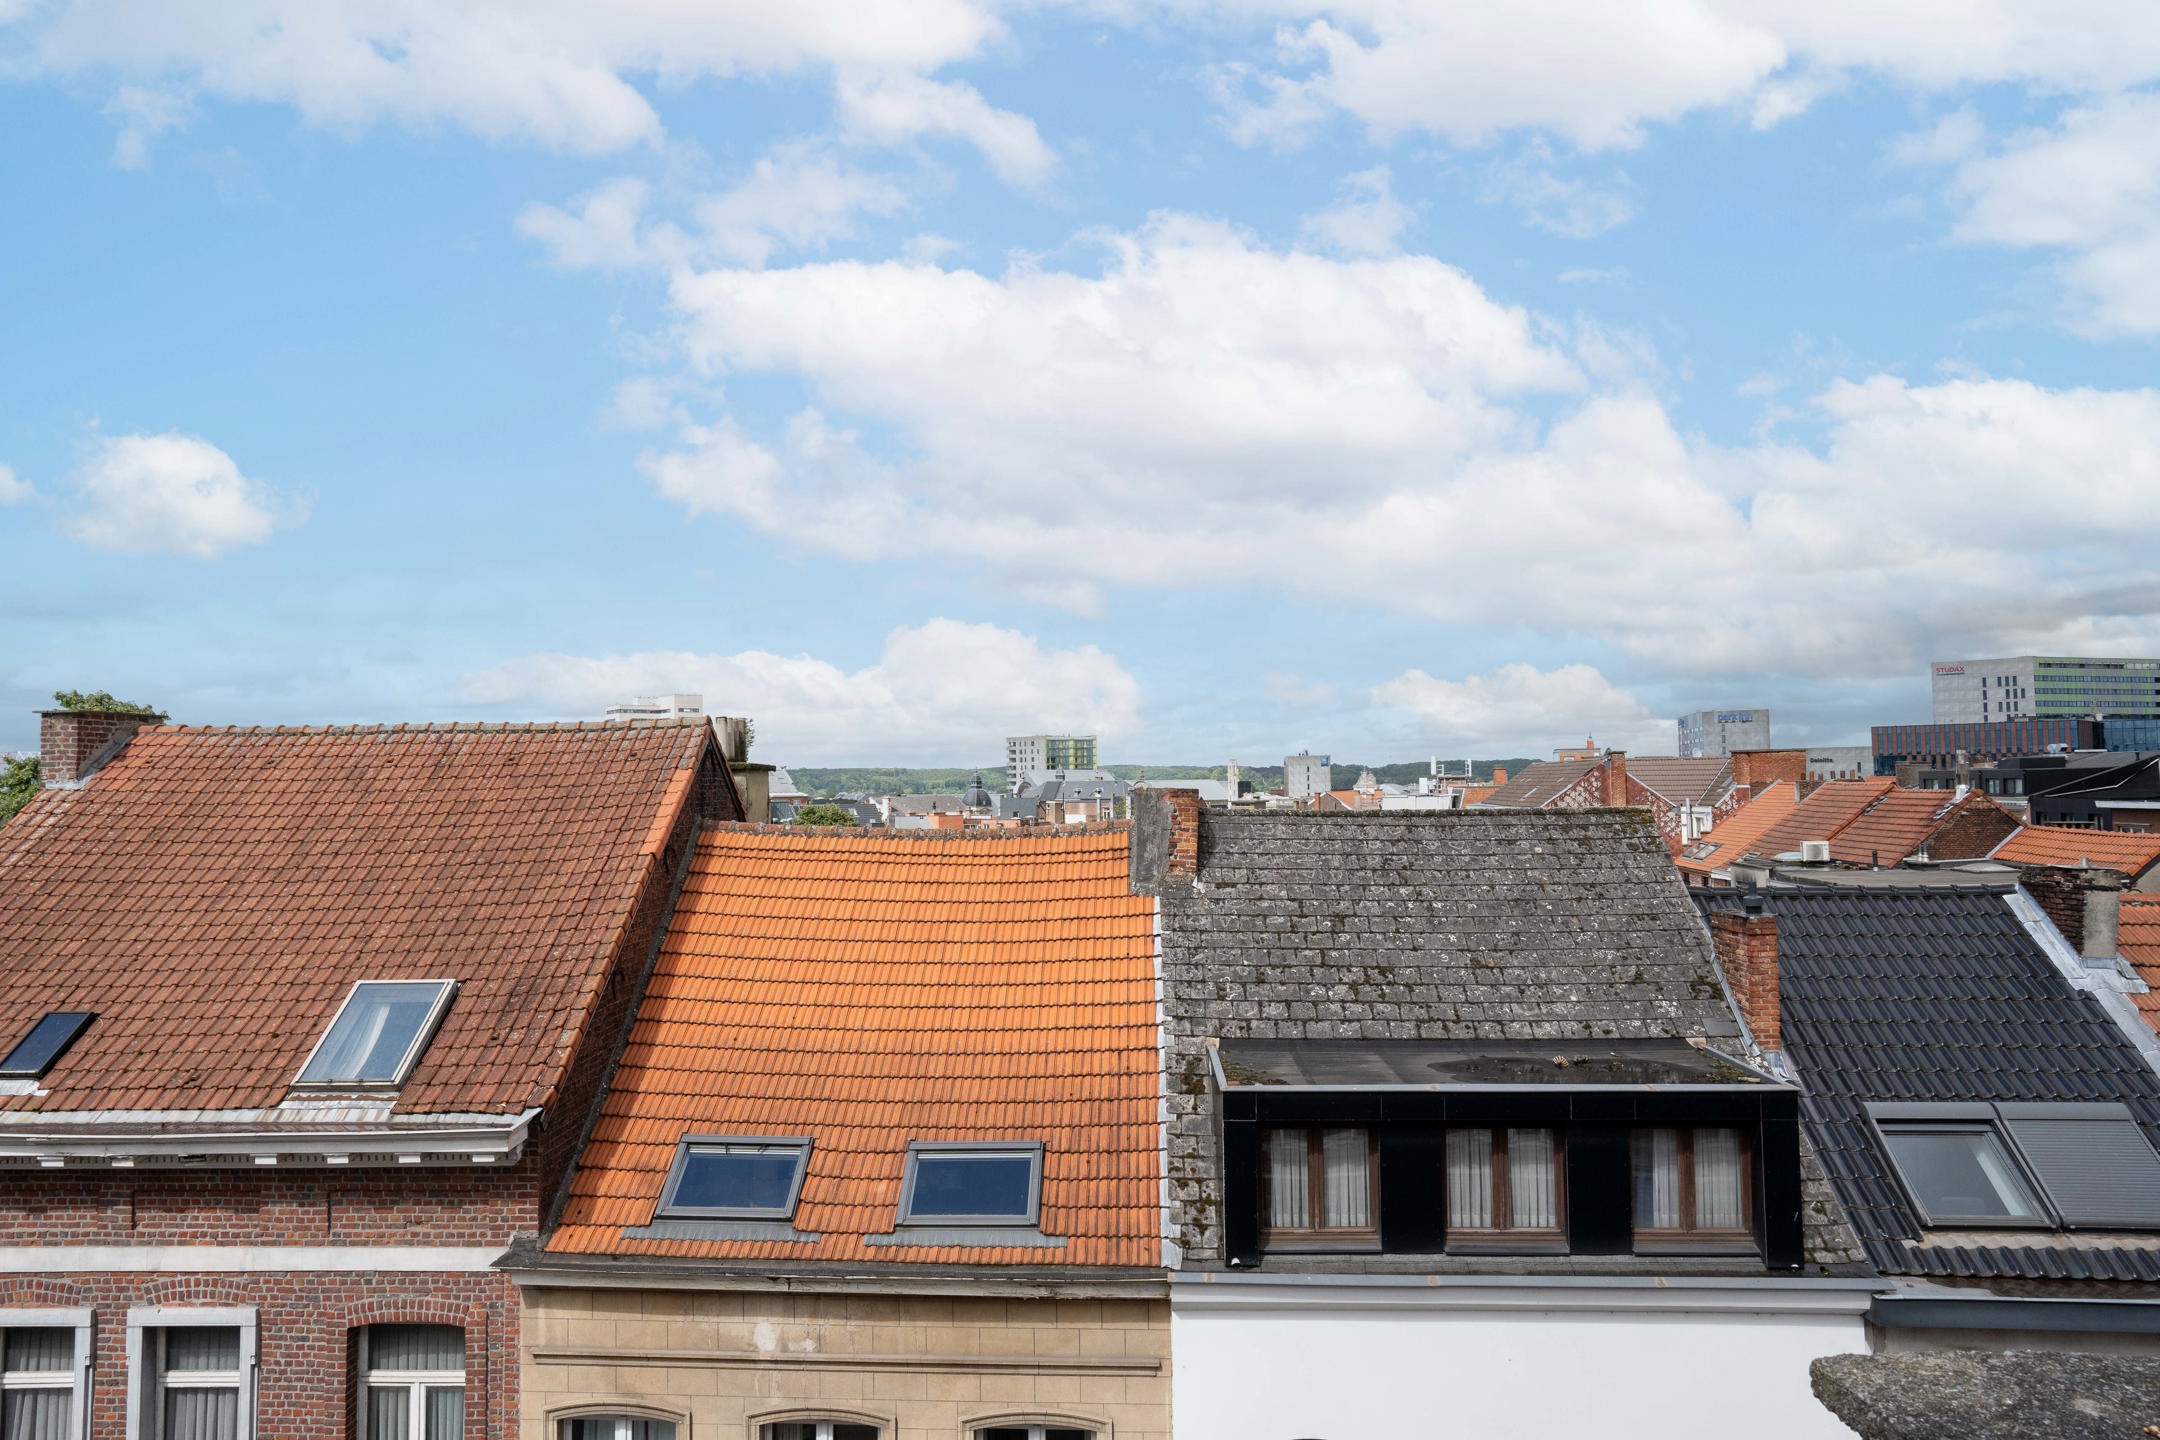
1155,807,1741,1043
1699,886,2160,1283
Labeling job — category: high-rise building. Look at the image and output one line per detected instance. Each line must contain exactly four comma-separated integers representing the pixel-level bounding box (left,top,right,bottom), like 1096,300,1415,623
605,693,705,721
1676,709,1772,758
1004,734,1097,791
1284,752,1332,801
1932,655,2160,723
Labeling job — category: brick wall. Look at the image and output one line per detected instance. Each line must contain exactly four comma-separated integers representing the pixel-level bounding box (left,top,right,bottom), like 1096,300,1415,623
1730,750,1807,791
1924,796,2020,860
0,1269,516,1439
1710,907,1782,1053
37,710,152,786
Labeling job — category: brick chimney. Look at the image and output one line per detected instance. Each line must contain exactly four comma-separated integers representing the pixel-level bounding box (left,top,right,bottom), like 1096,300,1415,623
1710,894,1781,1054
1730,749,1808,791
2019,864,2124,961
1492,766,1508,786
1164,787,1203,878
1604,749,1631,806
38,709,153,788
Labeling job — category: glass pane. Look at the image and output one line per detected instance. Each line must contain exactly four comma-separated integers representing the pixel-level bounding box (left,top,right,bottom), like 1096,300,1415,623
1632,1129,1682,1229
162,1328,240,1373
2,1328,72,1372
1446,1129,1493,1229
977,1432,1030,1440
1507,1129,1558,1229
163,1387,238,1440
669,1145,805,1213
1046,1430,1096,1440
368,1387,410,1440
833,1427,879,1440
369,1325,464,1372
1883,1128,2043,1221
2,1388,73,1440
1694,1128,1745,1229
424,1385,463,1440
1264,1130,1309,1228
1319,1129,1370,1228
299,982,448,1083
907,1152,1034,1220
563,1421,676,1440
0,1013,93,1077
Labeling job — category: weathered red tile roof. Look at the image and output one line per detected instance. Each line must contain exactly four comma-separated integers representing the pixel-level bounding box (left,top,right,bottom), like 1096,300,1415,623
1746,778,1896,861
1474,758,1599,808
1992,825,2160,880
548,826,1160,1268
1625,757,1733,806
1676,781,1799,879
0,721,714,1116
2121,895,2160,1033
1826,787,1965,866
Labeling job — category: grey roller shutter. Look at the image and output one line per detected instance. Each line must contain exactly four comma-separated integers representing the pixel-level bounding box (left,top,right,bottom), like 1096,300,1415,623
1998,1103,2160,1228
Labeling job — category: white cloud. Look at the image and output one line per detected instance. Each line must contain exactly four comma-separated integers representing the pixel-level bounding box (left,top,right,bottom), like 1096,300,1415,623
0,463,32,505
103,83,189,168
835,72,1055,186
624,212,2160,683
517,177,657,271
1195,1,2160,152
65,432,305,558
15,0,1010,155
1480,143,1635,237
1299,165,1413,255
1924,90,2160,336
1372,662,1665,755
457,618,1142,762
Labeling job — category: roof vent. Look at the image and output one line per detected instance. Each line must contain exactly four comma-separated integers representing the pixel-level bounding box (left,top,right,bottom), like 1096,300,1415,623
1799,839,1831,863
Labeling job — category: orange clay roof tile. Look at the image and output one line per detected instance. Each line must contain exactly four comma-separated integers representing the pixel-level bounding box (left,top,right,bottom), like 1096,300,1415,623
546,826,1160,1269
1827,787,1959,866
1676,782,1799,877
1992,825,2160,878
0,721,710,1116
2121,895,2160,1032
1745,778,1896,861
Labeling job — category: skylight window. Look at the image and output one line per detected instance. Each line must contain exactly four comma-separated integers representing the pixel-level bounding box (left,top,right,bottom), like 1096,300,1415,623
656,1138,812,1219
1877,1124,2046,1227
1872,1101,2160,1231
294,981,457,1088
0,1012,94,1079
897,1142,1043,1226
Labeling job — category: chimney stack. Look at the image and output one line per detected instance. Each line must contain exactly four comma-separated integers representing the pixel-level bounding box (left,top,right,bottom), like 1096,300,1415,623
1605,749,1631,806
1493,766,1509,786
39,708,153,788
1710,894,1782,1054
1164,788,1203,879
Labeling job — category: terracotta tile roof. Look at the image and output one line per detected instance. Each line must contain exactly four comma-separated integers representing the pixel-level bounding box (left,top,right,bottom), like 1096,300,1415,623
0,721,713,1116
1827,787,1960,866
1676,782,1799,878
2121,896,2160,1031
1746,778,1896,861
547,826,1160,1268
1992,825,2160,879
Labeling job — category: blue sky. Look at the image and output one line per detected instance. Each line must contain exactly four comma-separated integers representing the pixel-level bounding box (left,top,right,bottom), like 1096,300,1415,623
3,3,2158,765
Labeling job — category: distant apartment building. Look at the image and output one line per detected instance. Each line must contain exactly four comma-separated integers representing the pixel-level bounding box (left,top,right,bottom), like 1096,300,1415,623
1932,655,2160,723
605,691,705,720
1806,745,1873,780
1284,751,1332,801
1872,718,2094,773
1677,708,1772,757
1004,733,1097,789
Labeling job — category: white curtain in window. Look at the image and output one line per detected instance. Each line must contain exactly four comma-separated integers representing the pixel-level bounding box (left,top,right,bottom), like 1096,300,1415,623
163,1389,238,1440
1446,1129,1493,1229
1320,1129,1369,1228
1,1332,69,1373
1635,1129,1682,1228
425,1386,463,1440
368,1388,410,1440
2,1392,71,1440
1507,1129,1557,1228
1264,1130,1309,1228
1694,1128,1744,1229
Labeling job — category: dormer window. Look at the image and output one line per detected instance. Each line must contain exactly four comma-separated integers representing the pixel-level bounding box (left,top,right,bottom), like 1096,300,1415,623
294,981,457,1089
0,1012,94,1079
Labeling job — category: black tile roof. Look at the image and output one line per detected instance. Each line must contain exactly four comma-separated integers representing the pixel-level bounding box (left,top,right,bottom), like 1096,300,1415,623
1699,887,2160,1282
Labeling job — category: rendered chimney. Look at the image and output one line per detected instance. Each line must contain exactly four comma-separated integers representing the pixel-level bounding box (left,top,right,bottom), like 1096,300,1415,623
38,708,153,788
1710,894,1781,1054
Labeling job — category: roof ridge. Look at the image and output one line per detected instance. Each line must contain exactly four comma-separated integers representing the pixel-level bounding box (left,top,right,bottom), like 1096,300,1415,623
146,719,711,736
699,821,1131,842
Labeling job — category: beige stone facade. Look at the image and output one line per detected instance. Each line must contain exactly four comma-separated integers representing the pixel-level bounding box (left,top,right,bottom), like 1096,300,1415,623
520,1283,1171,1440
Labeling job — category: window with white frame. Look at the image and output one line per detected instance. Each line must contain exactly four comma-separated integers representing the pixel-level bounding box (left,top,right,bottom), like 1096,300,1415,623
976,1427,1097,1440
757,1423,879,1440
556,1416,676,1440
294,981,458,1089
1,1313,89,1440
140,1324,248,1440
361,1325,463,1440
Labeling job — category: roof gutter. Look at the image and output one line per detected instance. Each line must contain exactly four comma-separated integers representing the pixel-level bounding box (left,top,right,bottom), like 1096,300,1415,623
0,1108,538,1168
1870,1289,2160,1336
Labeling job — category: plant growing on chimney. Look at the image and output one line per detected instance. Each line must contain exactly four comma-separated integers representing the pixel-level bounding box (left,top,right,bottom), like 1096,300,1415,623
0,755,38,828
51,688,167,720
795,803,858,827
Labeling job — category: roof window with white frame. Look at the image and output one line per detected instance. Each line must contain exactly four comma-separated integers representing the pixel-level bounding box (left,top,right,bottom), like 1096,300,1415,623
293,981,457,1089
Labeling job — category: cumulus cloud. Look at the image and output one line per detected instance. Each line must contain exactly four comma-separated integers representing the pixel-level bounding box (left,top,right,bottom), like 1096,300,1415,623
1921,90,2160,336
1299,165,1414,255
65,432,305,557
13,0,1007,155
623,212,2160,682
0,463,32,505
1371,662,1666,755
1479,143,1635,237
834,72,1055,186
458,618,1142,762
1199,1,2160,151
